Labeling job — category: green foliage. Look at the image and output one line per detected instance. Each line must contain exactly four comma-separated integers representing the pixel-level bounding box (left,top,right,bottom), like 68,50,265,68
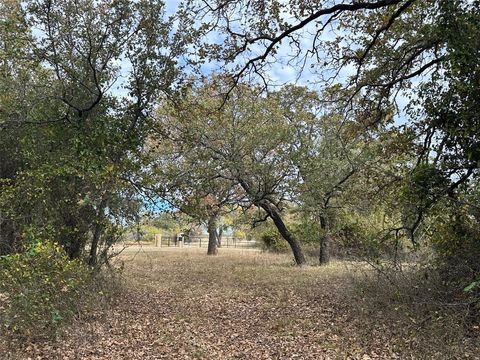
0,241,93,338
402,164,448,207
233,229,246,239
431,204,480,295
140,225,162,242
398,164,449,242
422,0,480,172
333,207,406,262
151,212,194,235
260,227,288,252
464,280,479,294
291,219,320,245
0,0,187,263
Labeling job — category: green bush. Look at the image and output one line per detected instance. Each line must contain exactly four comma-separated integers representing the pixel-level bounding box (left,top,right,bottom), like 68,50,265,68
432,209,480,300
260,228,288,252
291,220,321,245
0,241,93,339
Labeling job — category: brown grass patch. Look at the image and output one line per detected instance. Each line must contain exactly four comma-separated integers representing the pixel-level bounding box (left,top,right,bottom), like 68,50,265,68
2,248,479,359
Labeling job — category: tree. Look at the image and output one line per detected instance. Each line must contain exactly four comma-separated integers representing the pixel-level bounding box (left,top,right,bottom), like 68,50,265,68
295,114,357,264
0,0,49,254
152,80,328,265
0,0,187,265
184,0,479,270
187,0,478,217
150,118,242,255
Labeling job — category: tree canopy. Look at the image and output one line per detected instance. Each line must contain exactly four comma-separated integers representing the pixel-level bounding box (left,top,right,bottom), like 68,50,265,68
0,0,187,264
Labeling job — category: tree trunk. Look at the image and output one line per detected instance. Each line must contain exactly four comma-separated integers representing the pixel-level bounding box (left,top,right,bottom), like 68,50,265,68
62,211,86,259
258,201,306,266
207,214,218,255
88,199,107,266
66,235,84,260
216,227,223,247
88,220,102,266
0,218,19,256
319,213,330,265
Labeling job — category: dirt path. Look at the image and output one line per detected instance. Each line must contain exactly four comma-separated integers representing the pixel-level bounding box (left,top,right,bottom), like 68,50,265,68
6,249,479,359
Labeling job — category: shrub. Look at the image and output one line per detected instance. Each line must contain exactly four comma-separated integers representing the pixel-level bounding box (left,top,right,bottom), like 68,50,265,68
0,241,94,339
291,220,320,245
260,228,288,252
431,207,480,314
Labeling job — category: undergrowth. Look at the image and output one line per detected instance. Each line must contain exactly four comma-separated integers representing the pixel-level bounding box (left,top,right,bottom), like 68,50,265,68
349,260,479,357
0,241,120,341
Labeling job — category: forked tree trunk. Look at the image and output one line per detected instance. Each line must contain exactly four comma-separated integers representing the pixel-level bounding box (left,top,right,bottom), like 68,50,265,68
207,214,218,255
319,213,330,265
216,227,223,247
258,201,306,266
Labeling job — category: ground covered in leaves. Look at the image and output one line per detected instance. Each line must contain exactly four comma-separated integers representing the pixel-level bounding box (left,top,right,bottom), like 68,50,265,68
2,248,479,359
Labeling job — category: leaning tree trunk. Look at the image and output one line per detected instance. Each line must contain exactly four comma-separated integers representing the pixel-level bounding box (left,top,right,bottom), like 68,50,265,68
207,214,218,255
319,213,330,265
258,201,306,266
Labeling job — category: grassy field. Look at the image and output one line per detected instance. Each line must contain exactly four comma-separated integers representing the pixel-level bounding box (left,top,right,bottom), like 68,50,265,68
4,248,479,359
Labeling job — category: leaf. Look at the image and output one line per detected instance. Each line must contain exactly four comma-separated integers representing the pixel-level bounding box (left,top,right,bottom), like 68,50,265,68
463,280,479,293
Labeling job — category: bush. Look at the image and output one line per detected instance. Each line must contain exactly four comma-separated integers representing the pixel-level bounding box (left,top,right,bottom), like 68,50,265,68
260,228,288,252
291,220,320,244
431,207,480,312
0,241,94,339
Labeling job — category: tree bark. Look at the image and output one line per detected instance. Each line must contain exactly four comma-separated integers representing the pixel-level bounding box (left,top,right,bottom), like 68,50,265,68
88,199,107,266
319,213,330,265
0,219,19,256
258,201,306,265
65,235,84,260
207,214,218,255
62,210,86,259
216,227,223,247
88,220,102,266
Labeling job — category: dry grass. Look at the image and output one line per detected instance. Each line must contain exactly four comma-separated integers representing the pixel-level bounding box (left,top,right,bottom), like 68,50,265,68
3,248,479,359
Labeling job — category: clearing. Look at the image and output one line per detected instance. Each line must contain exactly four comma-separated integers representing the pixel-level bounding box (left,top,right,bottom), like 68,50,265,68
4,248,479,359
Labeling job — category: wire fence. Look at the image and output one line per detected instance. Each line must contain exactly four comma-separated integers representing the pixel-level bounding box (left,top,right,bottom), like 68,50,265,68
155,235,259,249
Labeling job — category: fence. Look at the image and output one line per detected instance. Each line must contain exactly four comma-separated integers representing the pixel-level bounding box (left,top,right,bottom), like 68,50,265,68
154,234,258,249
